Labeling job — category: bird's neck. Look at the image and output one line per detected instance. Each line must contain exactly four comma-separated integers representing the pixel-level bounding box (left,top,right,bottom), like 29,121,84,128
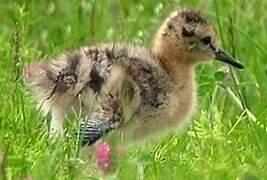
155,53,195,85
151,40,195,82
151,52,196,125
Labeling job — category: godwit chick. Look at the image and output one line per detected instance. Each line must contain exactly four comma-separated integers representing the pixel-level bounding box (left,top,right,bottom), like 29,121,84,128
25,8,243,171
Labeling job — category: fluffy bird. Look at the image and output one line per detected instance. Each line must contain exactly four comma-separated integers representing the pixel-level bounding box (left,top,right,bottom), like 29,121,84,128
25,8,243,171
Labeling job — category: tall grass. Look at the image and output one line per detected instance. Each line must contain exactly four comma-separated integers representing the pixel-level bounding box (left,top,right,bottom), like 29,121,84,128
0,0,266,179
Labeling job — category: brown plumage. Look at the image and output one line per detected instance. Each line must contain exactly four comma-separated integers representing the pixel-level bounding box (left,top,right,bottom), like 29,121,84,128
25,8,243,146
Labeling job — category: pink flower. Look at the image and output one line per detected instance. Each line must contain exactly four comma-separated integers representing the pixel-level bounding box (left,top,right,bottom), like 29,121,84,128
94,142,115,173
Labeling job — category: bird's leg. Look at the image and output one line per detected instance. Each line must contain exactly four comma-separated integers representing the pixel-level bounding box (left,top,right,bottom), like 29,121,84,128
50,108,64,136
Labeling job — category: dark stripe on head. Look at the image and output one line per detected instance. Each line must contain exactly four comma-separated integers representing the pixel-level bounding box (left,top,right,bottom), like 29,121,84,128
182,27,195,37
180,10,207,24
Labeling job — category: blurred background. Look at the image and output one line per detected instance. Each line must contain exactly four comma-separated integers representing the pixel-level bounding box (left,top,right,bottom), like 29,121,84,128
0,0,266,179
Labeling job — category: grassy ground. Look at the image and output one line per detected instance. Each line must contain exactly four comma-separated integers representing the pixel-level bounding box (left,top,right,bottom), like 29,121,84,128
0,0,267,179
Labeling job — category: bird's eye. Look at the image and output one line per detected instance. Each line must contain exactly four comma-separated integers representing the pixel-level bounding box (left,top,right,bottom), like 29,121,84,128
201,36,211,45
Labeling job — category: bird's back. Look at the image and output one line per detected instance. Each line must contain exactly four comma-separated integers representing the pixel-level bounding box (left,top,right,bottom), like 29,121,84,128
26,43,174,143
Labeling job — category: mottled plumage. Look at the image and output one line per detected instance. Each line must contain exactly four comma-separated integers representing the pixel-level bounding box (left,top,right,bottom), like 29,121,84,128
25,44,172,142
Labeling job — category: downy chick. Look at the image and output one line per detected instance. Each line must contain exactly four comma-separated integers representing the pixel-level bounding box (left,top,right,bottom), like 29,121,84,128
25,9,244,147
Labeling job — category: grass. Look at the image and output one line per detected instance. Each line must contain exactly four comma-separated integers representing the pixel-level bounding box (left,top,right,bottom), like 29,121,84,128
0,0,267,179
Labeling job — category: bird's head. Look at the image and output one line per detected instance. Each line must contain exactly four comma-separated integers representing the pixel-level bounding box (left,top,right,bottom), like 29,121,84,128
153,9,244,69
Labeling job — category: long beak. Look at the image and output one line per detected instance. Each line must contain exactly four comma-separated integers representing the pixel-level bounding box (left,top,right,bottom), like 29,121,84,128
215,48,244,69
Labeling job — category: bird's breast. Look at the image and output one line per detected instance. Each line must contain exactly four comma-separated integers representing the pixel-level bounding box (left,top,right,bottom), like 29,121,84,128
167,77,196,127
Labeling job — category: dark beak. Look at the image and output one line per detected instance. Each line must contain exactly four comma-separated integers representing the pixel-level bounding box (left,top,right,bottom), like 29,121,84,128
215,48,244,69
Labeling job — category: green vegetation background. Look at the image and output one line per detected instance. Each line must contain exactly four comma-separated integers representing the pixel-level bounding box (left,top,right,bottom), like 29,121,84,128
0,0,266,179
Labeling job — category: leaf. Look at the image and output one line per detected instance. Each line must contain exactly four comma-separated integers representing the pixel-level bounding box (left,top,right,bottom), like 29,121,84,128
7,156,30,167
214,71,226,81
136,154,153,166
